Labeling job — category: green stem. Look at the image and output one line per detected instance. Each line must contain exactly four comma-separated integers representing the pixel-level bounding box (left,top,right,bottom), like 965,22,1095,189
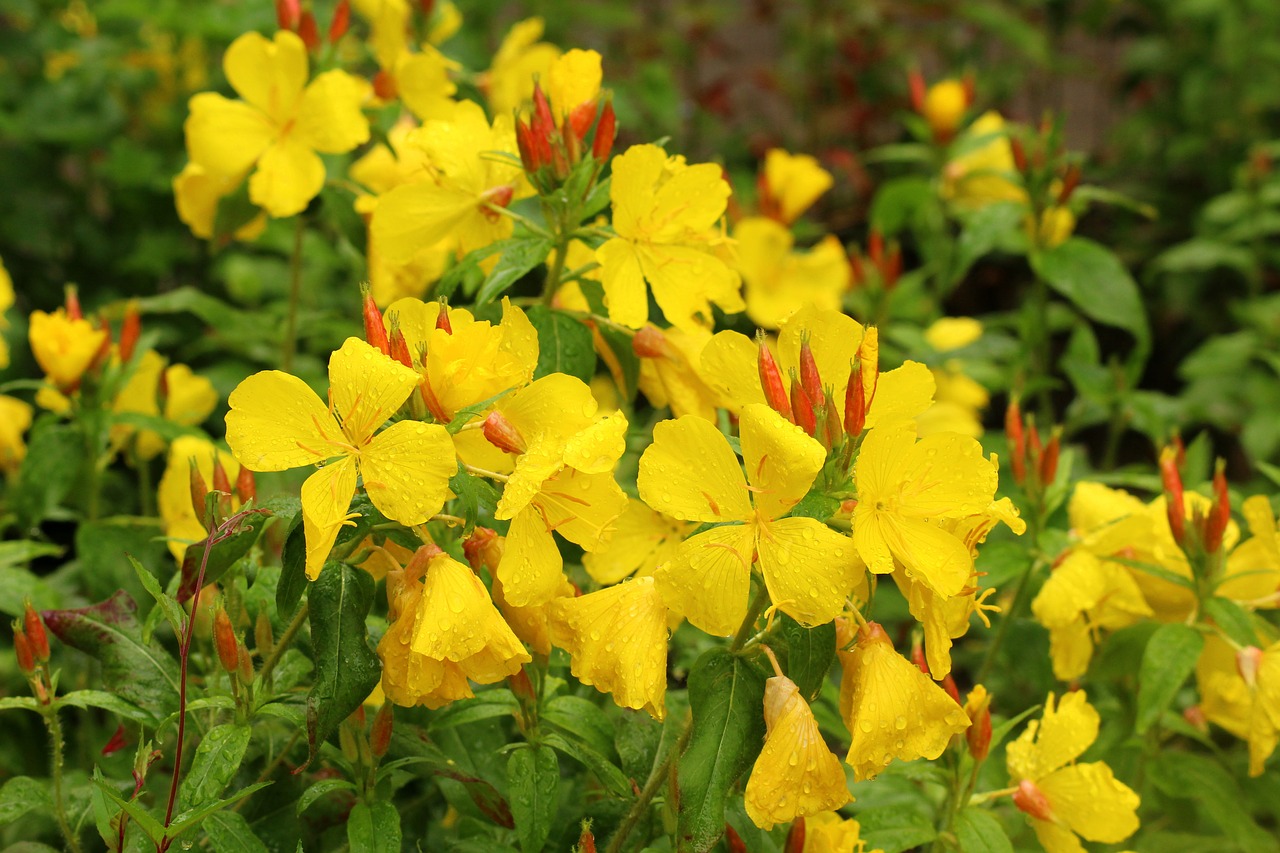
281,217,305,373
44,704,82,853
731,583,771,653
1026,274,1053,424
542,240,568,306
256,602,309,688
976,554,1047,685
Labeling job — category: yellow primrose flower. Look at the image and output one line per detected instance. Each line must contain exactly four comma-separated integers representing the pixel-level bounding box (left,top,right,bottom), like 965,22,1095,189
546,48,602,119
922,79,968,139
172,161,266,242
634,324,721,421
597,144,744,332
1007,691,1140,851
924,317,983,352
226,337,456,580
29,308,107,391
378,552,474,708
184,30,370,218
582,498,693,585
853,421,1001,597
1,255,15,369
839,621,970,780
744,674,851,829
1028,204,1076,250
372,101,530,263
941,112,1026,210
158,436,241,563
0,395,34,476
801,811,879,853
1197,635,1280,776
760,149,833,224
482,17,560,116
1032,550,1152,681
1218,495,1280,606
352,534,416,582
409,549,532,683
734,217,850,329
549,576,670,719
637,404,861,636
113,350,219,460
915,369,988,438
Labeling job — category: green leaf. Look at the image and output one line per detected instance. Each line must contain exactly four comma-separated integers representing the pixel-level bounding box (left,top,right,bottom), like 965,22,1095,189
951,202,1026,284
428,691,520,731
507,746,559,853
177,511,270,602
954,809,1013,853
305,562,381,768
347,801,403,853
0,697,41,713
856,807,938,853
527,306,596,383
1202,596,1261,647
0,777,51,827
476,236,554,306
93,769,165,842
787,492,840,522
13,418,81,528
1031,237,1149,345
179,723,252,811
543,696,617,758
276,515,307,619
43,591,179,722
128,554,184,638
676,648,767,853
1149,752,1279,853
869,176,934,235
58,690,152,723
776,615,835,701
166,782,273,840
202,810,271,853
0,541,63,570
1136,623,1204,733
541,731,631,799
297,779,357,815
447,464,501,537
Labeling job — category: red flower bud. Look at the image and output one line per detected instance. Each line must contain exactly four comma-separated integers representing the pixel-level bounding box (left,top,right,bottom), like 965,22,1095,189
435,300,452,334
941,674,961,704
235,465,256,505
483,411,528,455
213,607,240,675
297,10,320,50
632,324,673,359
1039,429,1061,486
961,73,976,107
373,69,397,101
757,335,793,422
370,703,394,758
798,336,823,404
843,358,866,437
238,641,255,686
508,667,536,704
463,527,502,573
911,642,929,675
884,243,902,289
822,388,842,449
591,100,616,163
967,704,991,762
568,101,596,143
1013,779,1054,822
784,817,806,853
1160,447,1186,546
328,0,349,44
1058,163,1081,205
189,459,211,527
65,286,83,321
1010,136,1028,174
1005,398,1026,485
275,0,300,30
907,68,926,114
789,370,816,436
13,628,35,675
723,825,747,853
388,330,413,370
868,229,884,266
118,302,142,363
577,825,598,853
362,285,390,355
23,601,49,663
515,118,541,173
1204,460,1231,554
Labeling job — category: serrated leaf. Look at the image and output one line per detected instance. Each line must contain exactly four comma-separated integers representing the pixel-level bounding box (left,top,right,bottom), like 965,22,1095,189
43,591,179,722
776,615,835,701
955,809,1013,853
1136,623,1204,733
675,648,767,853
476,236,553,306
177,511,270,603
347,801,402,853
527,306,595,383
304,562,381,768
508,746,559,853
1031,236,1149,345
179,723,252,811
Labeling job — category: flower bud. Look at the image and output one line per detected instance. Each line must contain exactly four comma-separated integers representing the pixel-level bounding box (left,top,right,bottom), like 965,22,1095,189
23,601,49,663
189,458,211,528
328,0,350,44
822,388,842,449
789,369,816,436
884,242,902,290
591,100,616,163
508,667,536,704
237,641,254,686
275,0,300,30
297,9,320,50
1058,163,1081,205
848,247,866,286
907,68,926,114
1159,446,1186,546
101,723,129,757
464,527,503,574
65,285,83,321
212,458,233,517
483,184,516,213
483,411,527,455
1010,136,1028,174
370,703,394,758
576,825,598,853
1237,645,1264,689
435,299,452,334
1005,398,1026,485
784,817,806,853
798,335,823,405
118,301,142,363
1013,779,1054,822
13,627,35,675
757,334,793,422
940,674,961,704
419,371,450,422
362,284,390,355
964,685,992,762
373,69,397,100
1040,428,1061,487
632,324,674,360
235,465,256,505
339,721,360,763
254,609,274,659
1204,460,1231,555
389,326,414,369
868,230,884,267
723,824,747,853
213,607,240,674
515,118,541,173
843,357,866,437
923,79,968,140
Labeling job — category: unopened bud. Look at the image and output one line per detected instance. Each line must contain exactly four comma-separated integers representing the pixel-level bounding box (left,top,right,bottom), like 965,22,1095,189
482,184,516,214
373,69,397,100
1006,398,1026,485
297,10,320,50
822,388,842,449
1159,447,1186,546
65,285,83,321
118,302,142,363
23,601,49,663
275,0,300,30
910,641,929,675
13,628,35,675
339,721,360,762
1237,645,1264,688
907,69,926,114
964,687,992,762
577,824,598,853
848,247,866,285
757,334,793,422
884,243,902,289
235,465,256,504
1013,779,1054,821
1183,704,1208,732
482,411,527,455
843,358,866,436
591,100,616,163
213,607,239,674
632,324,673,359
254,609,274,659
1039,429,1061,487
237,641,254,686
328,0,349,44
212,458,233,518
798,335,823,405
389,327,413,369
515,118,541,173
508,667,536,704
789,369,816,436
101,723,129,757
435,299,452,334
189,459,211,527
362,284,390,355
723,824,747,853
1204,460,1231,555
868,230,884,266
370,703,394,758
784,816,806,853
941,674,961,704
1010,136,1028,174
1058,163,1081,205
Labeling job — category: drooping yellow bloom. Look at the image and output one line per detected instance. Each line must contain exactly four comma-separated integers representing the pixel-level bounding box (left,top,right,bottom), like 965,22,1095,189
638,404,861,636
853,421,1001,597
635,324,721,421
352,535,416,582
597,144,743,332
941,112,1026,209
158,436,241,563
0,395,34,476
801,811,879,853
185,31,370,217
409,549,531,683
734,217,850,329
760,149,833,224
582,498,693,585
172,161,266,242
372,101,530,263
744,675,851,829
1006,691,1140,851
840,622,970,780
112,350,219,460
549,576,670,719
482,17,560,116
1197,635,1280,777
29,308,107,391
226,337,456,580
1032,550,1152,681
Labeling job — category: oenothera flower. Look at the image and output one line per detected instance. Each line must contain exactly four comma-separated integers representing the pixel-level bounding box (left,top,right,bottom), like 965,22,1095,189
582,498,693,585
358,0,459,121
758,148,833,225
941,111,1025,209
638,403,860,636
372,101,530,263
158,436,241,563
172,161,267,242
185,30,370,217
29,308,107,391
113,350,218,459
226,337,455,580
546,48,602,121
853,421,1000,598
1006,691,1140,851
379,549,471,708
798,811,877,853
482,16,559,116
549,576,670,719
0,255,12,368
1197,635,1280,777
838,621,969,780
0,395,33,476
744,674,851,829
597,143,743,332
734,216,850,329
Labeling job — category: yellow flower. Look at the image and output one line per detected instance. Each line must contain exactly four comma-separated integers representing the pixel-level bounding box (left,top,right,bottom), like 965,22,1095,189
744,675,851,829
1,255,14,369
923,79,968,139
158,436,241,563
634,324,721,421
1006,691,1140,850
1197,635,1280,776
597,144,743,332
1028,205,1076,250
1032,550,1152,681
582,498,693,585
172,161,266,242
549,576,670,718
840,621,969,780
482,17,560,116
409,549,531,683
734,217,850,329
638,404,861,635
760,148,833,224
853,421,1001,597
801,811,879,853
113,350,219,460
225,337,456,580
352,535,416,581
184,30,370,217
0,395,34,476
924,317,983,352
1220,495,1280,605
941,112,1026,209
29,308,107,391
372,101,530,263
546,48,602,119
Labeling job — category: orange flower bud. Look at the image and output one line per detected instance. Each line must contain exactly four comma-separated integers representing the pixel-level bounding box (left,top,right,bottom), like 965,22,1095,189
370,703,394,758
798,336,823,404
275,0,300,30
1039,428,1061,487
65,285,83,321
373,69,397,101
1005,398,1026,484
568,102,596,143
907,68,926,114
515,118,541,173
435,299,452,334
789,369,816,436
1058,163,1081,205
844,357,866,436
238,641,254,686
101,723,129,757
13,628,35,675
362,284,390,355
849,247,866,286
213,607,239,674
23,601,49,663
911,641,929,675
757,335,793,422
784,817,806,853
591,100,616,163
118,302,142,363
464,527,502,573
297,10,320,50
235,465,256,505
1010,136,1028,174
508,667,536,704
884,243,902,290
822,388,842,449
940,674,961,704
868,229,884,267
1013,779,1054,822
483,184,516,214
723,825,747,853
419,373,450,422
1204,460,1231,555
482,411,527,455
964,687,992,762
632,324,674,359
389,327,413,369
1159,447,1186,546
577,825,597,853
1183,704,1208,732
212,456,232,496
328,0,349,44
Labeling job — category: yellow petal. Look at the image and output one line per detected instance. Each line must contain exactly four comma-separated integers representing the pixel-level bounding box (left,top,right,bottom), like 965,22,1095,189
758,516,860,627
395,47,459,121
301,457,359,581
762,149,833,224
608,144,670,238
597,238,649,329
496,507,565,608
699,330,767,412
549,576,670,719
638,415,750,524
1006,691,1100,782
744,676,850,829
328,337,421,445
371,181,474,265
866,361,936,431
924,317,983,352
185,93,275,177
359,420,455,524
1032,551,1107,629
777,305,863,398
855,511,972,597
638,243,742,333
654,523,756,637
532,467,627,552
248,137,325,218
1047,622,1094,682
223,30,307,124
1038,762,1140,844
583,499,691,585
739,403,825,520
293,70,371,154
546,48,602,116
563,411,628,474
226,370,344,471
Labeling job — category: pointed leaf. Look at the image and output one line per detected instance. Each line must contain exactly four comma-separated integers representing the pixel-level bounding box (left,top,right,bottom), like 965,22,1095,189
177,512,271,602
507,746,559,853
527,306,595,383
776,614,835,701
476,236,553,306
179,723,252,811
347,801,402,853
